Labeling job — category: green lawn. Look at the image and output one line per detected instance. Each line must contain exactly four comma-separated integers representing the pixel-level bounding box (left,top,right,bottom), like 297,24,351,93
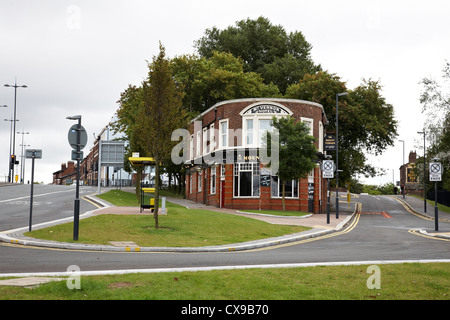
25,190,309,247
1,263,448,300
411,195,450,213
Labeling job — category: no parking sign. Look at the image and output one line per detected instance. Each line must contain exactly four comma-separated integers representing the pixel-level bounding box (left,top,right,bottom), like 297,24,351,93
429,162,442,182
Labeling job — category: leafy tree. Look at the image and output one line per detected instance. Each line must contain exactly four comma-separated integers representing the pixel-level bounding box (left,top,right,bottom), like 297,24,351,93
137,43,188,228
171,51,280,114
113,85,146,200
195,16,320,94
266,116,317,210
419,61,450,190
286,71,398,183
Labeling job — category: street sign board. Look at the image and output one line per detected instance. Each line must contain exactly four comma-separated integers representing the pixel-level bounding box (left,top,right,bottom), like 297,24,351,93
25,149,42,159
68,124,88,150
71,150,83,161
324,134,336,151
100,140,125,167
322,160,334,178
429,162,442,182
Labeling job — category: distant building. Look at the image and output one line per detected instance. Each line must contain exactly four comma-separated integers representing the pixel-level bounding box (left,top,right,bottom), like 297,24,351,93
52,120,132,187
52,161,77,185
399,151,423,195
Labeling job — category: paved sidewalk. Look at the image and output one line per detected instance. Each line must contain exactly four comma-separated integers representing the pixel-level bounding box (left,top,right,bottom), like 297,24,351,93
390,194,450,238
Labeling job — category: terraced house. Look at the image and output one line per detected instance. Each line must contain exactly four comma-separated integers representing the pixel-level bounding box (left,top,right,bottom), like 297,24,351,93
185,98,329,213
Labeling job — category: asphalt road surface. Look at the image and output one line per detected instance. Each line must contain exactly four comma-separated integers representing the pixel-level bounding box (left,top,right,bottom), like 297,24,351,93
0,185,449,275
0,184,98,231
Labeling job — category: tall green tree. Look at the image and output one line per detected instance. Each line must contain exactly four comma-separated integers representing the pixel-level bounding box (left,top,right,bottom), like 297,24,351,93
267,116,317,210
419,61,450,190
286,71,398,183
136,43,188,228
195,16,320,93
171,51,279,114
113,85,146,200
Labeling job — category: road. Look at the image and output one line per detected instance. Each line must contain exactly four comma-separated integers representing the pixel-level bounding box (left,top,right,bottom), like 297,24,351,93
0,184,98,231
0,185,449,275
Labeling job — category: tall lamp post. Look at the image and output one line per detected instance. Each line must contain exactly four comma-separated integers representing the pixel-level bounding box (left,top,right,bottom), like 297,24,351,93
335,92,347,219
17,130,30,183
399,139,405,191
417,130,426,213
4,81,27,183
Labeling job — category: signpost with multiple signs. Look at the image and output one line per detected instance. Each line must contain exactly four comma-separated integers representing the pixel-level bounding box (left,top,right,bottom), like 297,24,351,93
322,159,335,224
429,160,442,231
429,162,442,182
67,115,87,241
322,160,335,179
25,149,42,231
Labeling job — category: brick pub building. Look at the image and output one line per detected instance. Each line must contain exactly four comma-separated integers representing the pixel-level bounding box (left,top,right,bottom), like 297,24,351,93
185,98,328,213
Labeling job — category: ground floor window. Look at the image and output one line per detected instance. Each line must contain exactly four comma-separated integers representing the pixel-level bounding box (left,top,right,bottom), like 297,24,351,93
271,176,298,198
210,167,216,194
197,171,202,192
234,163,260,197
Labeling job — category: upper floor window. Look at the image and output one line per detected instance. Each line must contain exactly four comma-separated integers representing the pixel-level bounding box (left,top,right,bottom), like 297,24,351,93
219,119,228,148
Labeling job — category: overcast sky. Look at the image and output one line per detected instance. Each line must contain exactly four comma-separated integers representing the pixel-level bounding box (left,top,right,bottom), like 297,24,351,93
1,0,449,185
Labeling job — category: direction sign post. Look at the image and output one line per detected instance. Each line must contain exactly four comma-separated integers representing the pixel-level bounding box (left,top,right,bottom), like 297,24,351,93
67,115,87,241
429,160,442,231
25,149,42,232
322,160,334,179
322,159,335,224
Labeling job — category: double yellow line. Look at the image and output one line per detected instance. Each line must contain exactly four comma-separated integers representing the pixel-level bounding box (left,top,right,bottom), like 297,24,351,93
251,207,361,251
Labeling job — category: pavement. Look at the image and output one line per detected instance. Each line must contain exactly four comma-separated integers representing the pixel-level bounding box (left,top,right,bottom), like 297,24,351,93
388,194,450,239
0,191,449,253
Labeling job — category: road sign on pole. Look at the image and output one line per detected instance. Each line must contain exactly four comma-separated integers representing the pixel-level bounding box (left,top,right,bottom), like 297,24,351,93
429,162,442,182
25,149,42,232
322,160,335,179
68,124,87,151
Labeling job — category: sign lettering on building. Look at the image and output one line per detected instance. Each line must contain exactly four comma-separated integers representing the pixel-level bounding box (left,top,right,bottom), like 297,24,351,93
324,134,336,151
243,104,290,115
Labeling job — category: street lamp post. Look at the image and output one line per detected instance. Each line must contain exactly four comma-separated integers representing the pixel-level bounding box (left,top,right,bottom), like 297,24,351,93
17,130,30,183
335,92,347,219
4,81,27,183
417,131,426,213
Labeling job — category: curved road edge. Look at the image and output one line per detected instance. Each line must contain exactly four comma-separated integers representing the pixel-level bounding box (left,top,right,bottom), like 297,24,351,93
0,194,357,253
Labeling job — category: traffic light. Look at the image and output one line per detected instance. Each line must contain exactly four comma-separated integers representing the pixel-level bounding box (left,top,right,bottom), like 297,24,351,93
10,155,18,169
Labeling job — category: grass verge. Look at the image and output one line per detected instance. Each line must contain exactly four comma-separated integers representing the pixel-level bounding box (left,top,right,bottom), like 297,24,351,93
0,263,448,300
25,191,309,247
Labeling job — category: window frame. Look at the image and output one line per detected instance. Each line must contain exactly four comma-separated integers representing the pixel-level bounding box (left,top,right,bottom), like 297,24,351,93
219,119,228,149
233,162,260,198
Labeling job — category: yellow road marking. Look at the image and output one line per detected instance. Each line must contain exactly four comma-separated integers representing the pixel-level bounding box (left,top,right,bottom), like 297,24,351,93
81,196,103,209
408,229,450,242
248,212,361,251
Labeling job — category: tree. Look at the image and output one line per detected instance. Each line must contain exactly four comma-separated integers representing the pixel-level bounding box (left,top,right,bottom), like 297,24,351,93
285,72,398,183
195,16,320,94
136,43,188,228
113,85,146,200
171,51,280,114
266,116,317,210
419,61,450,190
